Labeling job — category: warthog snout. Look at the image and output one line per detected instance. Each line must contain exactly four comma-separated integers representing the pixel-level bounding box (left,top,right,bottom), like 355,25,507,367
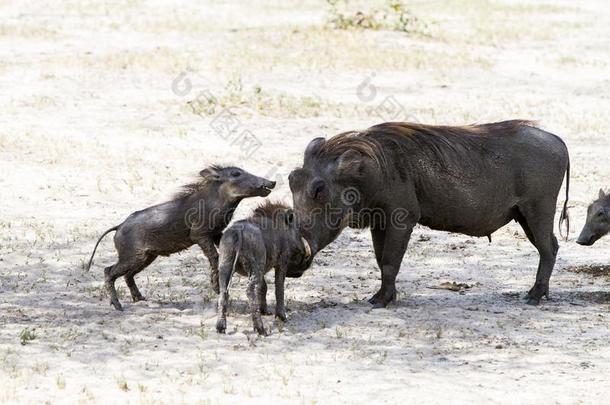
258,179,276,196
577,189,610,247
576,232,596,246
285,237,313,278
228,171,276,198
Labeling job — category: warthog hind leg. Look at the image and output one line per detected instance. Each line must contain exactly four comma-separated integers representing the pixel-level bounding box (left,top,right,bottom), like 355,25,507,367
104,254,151,311
259,277,272,315
124,254,156,302
247,268,266,335
516,202,558,305
216,253,235,334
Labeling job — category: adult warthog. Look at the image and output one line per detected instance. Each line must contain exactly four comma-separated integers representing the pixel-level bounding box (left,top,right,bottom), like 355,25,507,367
289,120,570,307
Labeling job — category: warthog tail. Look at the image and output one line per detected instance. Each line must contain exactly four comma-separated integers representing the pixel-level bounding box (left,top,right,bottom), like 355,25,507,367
229,230,243,284
218,230,243,291
558,156,570,241
86,225,119,271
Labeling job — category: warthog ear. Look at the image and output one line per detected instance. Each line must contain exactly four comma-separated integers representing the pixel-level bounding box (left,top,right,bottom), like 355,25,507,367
304,137,326,164
200,166,221,180
336,149,363,175
599,189,606,199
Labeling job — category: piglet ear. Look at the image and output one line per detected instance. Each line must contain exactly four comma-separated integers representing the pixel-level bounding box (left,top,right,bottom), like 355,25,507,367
304,137,326,164
336,149,363,175
599,189,606,199
200,166,221,180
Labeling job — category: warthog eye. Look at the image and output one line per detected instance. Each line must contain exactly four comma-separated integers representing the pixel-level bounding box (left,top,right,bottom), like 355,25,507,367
309,178,325,200
231,171,241,178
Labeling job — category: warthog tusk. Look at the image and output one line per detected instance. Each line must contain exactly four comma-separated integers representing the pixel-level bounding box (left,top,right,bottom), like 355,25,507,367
301,237,312,259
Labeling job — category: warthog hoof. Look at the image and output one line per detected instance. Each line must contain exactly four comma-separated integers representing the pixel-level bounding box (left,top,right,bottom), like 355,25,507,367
253,321,267,336
368,291,382,305
132,295,146,303
275,312,287,322
110,299,123,311
526,284,549,306
368,289,396,309
216,319,226,334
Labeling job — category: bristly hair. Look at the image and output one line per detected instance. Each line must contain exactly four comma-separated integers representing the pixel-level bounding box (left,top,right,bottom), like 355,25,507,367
252,200,290,218
314,130,389,172
314,120,537,173
173,165,225,199
365,120,537,141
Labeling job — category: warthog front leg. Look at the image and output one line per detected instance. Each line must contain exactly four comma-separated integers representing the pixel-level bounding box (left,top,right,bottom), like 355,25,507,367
274,266,287,322
369,225,414,309
197,235,220,294
370,227,385,270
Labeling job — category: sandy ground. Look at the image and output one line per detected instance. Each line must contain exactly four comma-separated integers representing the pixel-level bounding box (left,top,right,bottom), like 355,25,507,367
1,0,610,403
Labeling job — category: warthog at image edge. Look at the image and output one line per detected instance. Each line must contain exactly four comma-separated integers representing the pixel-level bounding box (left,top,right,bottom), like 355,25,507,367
289,120,569,307
577,189,610,246
87,165,275,311
216,201,311,335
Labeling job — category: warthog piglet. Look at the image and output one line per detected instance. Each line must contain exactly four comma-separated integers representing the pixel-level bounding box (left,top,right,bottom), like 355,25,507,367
216,201,311,335
87,165,275,311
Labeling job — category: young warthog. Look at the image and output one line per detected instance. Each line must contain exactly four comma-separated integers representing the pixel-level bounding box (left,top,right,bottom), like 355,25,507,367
289,120,570,307
215,201,311,335
87,165,275,311
576,189,610,246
